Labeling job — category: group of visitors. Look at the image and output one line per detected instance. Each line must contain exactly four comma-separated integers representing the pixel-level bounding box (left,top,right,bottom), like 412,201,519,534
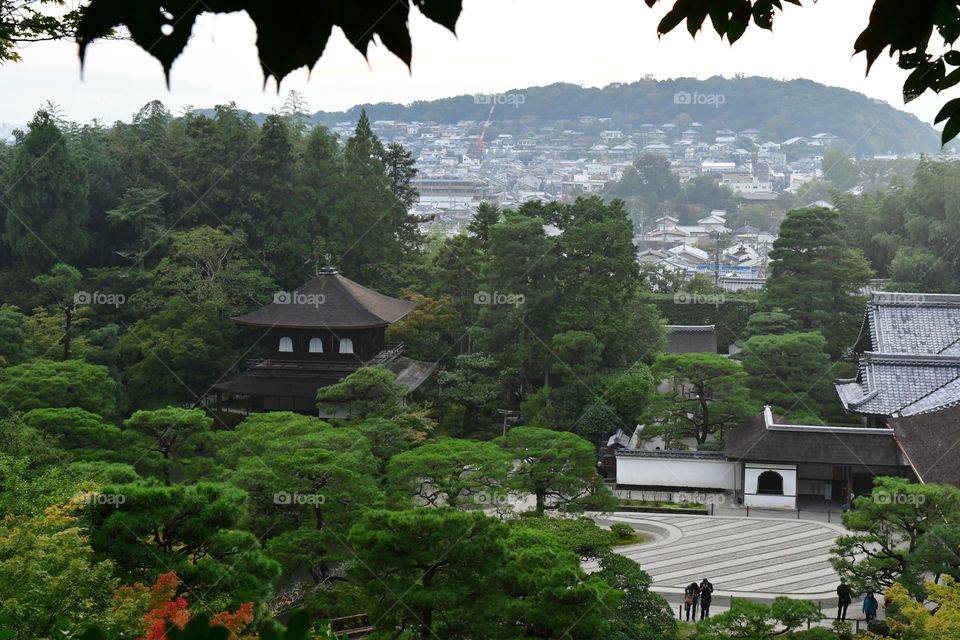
836,579,881,622
681,577,879,624
682,578,714,622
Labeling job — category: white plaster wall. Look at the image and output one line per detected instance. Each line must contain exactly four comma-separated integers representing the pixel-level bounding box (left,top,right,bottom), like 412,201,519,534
744,464,797,509
616,457,737,490
745,493,796,509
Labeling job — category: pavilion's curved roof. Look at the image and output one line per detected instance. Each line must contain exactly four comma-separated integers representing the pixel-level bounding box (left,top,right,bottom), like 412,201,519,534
233,270,415,330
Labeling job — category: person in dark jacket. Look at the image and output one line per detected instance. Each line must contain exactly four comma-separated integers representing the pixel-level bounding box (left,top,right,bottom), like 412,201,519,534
683,582,700,621
863,590,879,622
836,579,852,620
699,578,714,619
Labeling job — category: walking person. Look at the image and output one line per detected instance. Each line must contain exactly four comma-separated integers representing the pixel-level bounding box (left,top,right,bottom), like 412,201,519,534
699,578,714,620
836,578,852,621
863,590,879,622
683,581,700,622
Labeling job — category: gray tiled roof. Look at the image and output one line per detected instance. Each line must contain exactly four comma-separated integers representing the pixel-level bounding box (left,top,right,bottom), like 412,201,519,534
836,353,960,417
859,292,960,354
837,292,960,417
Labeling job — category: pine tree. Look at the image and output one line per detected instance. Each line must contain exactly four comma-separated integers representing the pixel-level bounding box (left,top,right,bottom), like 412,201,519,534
2,110,90,269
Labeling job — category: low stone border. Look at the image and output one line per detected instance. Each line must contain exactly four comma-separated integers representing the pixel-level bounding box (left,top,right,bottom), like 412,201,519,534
617,505,708,515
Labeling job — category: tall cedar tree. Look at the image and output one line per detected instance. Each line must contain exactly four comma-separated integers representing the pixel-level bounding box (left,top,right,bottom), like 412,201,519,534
3,111,90,269
760,207,873,357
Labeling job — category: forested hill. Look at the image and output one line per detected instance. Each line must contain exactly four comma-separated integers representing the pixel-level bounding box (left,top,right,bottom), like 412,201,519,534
304,77,938,155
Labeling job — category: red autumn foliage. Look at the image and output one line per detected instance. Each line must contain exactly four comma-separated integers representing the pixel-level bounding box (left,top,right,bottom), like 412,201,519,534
132,572,254,640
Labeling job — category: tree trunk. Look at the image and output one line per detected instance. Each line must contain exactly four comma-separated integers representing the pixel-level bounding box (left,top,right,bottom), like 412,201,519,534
698,383,709,445
535,488,546,514
62,304,73,360
417,608,433,640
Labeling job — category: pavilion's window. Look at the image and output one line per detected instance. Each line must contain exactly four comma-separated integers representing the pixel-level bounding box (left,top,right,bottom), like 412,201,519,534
278,336,294,353
309,337,324,353
757,470,784,495
339,337,354,354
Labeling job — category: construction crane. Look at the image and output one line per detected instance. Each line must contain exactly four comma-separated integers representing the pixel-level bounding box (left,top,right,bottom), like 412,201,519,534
475,102,496,158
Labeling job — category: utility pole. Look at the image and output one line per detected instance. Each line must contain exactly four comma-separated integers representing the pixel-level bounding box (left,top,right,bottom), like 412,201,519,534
712,230,721,286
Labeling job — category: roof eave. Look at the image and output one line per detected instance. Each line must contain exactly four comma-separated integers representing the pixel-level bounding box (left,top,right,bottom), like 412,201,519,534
231,319,390,330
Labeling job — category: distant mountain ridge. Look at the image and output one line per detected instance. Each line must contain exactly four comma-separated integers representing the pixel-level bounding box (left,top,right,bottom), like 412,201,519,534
296,77,938,155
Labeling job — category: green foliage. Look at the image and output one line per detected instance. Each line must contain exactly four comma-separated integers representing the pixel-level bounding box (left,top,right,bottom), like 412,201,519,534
3,110,89,269
604,152,681,218
832,477,960,598
575,403,621,446
349,507,619,639
742,311,796,339
217,412,381,585
348,508,509,638
650,292,757,351
0,504,116,640
436,352,501,435
889,246,957,292
692,597,823,639
382,140,420,211
761,207,873,357
0,2,86,63
646,353,755,445
496,426,614,514
600,367,656,428
0,306,32,364
315,365,408,419
150,226,275,315
386,438,511,509
596,552,677,640
123,407,214,483
87,480,280,609
118,299,237,408
510,515,621,559
32,262,84,359
0,358,119,416
22,407,121,461
737,332,833,422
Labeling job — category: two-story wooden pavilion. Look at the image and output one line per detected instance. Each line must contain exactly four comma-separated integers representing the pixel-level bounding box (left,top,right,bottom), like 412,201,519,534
212,268,436,413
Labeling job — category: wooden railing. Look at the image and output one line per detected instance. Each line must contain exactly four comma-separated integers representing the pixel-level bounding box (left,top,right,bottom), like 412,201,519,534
367,342,405,365
330,614,373,638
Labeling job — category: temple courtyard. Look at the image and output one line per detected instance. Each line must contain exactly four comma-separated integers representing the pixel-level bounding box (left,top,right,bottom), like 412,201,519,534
589,513,852,613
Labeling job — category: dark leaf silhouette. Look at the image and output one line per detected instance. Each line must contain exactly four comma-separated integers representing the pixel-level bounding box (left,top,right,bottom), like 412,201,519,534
77,1,462,87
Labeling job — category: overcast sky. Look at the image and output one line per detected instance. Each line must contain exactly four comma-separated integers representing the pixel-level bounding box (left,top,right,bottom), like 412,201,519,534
0,0,951,128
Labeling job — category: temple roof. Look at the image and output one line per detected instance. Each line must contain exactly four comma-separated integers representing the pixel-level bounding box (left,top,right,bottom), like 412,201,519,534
889,405,960,486
213,356,436,398
836,292,960,417
233,270,416,330
725,409,904,468
852,291,960,355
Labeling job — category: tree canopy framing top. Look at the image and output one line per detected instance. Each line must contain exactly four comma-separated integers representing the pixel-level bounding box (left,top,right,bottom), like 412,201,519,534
4,0,960,141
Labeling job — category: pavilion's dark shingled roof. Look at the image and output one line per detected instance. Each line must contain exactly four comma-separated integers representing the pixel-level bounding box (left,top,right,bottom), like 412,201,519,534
725,414,904,468
232,271,415,330
836,292,960,417
890,406,960,486
214,357,436,399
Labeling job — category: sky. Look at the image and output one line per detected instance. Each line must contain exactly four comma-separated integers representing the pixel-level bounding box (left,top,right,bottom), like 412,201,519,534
0,0,952,129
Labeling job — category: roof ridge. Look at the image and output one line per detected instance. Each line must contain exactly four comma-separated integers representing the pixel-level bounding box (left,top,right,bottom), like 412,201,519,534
898,373,960,415
862,351,960,365
938,334,960,355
